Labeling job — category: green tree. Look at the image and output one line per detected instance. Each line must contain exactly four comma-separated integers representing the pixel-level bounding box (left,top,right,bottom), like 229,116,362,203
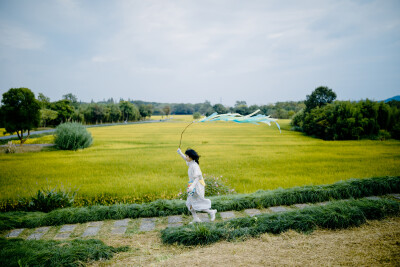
213,104,228,114
162,105,171,117
40,108,58,127
109,103,122,122
119,101,140,121
51,100,74,124
304,86,336,113
63,93,79,109
139,104,153,119
38,93,50,109
0,88,41,144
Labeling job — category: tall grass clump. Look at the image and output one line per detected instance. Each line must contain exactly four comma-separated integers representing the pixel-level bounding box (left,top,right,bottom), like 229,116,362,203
0,238,129,267
5,141,16,154
161,198,400,246
54,122,92,150
176,174,236,200
18,185,78,212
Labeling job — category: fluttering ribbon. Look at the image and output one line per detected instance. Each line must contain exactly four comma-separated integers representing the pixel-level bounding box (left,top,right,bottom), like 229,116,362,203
179,109,280,147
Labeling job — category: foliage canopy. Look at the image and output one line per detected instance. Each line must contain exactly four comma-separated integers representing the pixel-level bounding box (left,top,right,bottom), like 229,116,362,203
0,88,40,144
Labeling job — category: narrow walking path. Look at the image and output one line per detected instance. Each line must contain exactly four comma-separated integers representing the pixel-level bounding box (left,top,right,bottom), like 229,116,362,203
3,194,400,241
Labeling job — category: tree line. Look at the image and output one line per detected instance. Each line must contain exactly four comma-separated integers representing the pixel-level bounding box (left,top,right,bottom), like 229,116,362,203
1,88,306,129
2,87,399,143
291,86,400,140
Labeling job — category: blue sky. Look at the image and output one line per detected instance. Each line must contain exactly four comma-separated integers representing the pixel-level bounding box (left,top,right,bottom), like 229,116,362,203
0,0,399,106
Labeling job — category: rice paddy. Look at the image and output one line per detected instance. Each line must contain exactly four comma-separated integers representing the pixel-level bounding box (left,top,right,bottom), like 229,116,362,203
0,117,399,205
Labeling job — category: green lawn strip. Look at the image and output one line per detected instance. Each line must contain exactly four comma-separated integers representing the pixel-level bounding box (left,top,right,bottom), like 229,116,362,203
0,176,399,231
0,238,129,267
160,198,400,246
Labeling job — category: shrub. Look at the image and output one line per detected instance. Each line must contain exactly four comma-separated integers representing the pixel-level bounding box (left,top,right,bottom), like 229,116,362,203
22,185,78,212
0,238,129,267
54,122,92,150
5,141,16,154
294,99,400,140
175,174,236,200
193,112,201,119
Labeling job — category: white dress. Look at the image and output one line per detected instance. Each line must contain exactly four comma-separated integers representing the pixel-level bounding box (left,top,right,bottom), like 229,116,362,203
178,150,212,211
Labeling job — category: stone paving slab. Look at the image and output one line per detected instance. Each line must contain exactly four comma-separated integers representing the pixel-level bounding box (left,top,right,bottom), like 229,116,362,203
5,228,25,238
294,204,309,209
111,227,127,235
114,219,130,227
244,209,262,217
269,206,287,212
167,223,183,228
88,221,103,227
219,211,236,220
27,233,45,240
366,196,381,200
389,193,400,200
54,233,72,239
317,201,329,206
82,226,101,237
26,227,50,240
168,215,183,224
198,213,210,222
59,224,77,233
139,218,156,231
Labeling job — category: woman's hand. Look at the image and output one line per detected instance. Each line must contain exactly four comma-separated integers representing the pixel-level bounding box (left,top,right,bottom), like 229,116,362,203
187,185,195,193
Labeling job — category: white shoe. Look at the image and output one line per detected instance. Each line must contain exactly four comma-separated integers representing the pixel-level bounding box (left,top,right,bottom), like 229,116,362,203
189,217,202,224
209,209,217,221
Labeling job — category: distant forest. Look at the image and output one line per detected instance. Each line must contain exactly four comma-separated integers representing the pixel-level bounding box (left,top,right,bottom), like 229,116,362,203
29,92,306,126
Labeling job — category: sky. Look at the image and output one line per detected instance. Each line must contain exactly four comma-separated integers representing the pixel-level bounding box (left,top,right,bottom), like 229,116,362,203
0,0,399,106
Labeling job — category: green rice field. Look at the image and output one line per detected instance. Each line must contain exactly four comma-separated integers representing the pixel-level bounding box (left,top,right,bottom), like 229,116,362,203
0,116,399,206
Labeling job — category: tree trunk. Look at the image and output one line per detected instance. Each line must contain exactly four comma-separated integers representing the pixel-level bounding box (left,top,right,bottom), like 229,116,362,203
17,130,23,146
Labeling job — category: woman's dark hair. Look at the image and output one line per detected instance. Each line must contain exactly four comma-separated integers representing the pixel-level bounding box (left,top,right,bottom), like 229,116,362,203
185,148,200,165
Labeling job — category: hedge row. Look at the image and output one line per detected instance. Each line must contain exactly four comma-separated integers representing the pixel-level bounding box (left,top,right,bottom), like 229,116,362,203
161,198,400,246
0,176,399,231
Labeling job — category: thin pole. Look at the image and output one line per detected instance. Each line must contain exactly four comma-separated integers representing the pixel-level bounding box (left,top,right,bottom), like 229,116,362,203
179,121,195,148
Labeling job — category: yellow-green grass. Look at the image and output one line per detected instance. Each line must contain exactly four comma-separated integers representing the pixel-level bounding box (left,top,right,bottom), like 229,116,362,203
9,135,55,145
0,128,13,137
0,118,399,205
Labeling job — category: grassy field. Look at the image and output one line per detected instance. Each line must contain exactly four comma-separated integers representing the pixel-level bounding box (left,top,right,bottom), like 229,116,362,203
0,116,399,205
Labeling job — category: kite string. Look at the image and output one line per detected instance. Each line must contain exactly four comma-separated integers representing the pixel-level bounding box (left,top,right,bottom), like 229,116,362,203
179,121,195,148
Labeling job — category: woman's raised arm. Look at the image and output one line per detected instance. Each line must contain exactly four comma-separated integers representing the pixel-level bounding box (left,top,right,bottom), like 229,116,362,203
177,148,188,161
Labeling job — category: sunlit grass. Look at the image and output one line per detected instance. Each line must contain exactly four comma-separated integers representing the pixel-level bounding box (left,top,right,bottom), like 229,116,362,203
0,117,399,205
0,128,13,137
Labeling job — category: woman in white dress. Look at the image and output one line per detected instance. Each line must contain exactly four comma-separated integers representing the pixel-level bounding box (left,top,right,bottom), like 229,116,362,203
177,148,217,223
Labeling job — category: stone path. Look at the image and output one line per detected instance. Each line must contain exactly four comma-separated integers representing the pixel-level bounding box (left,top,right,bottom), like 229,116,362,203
55,224,77,239
3,194,399,241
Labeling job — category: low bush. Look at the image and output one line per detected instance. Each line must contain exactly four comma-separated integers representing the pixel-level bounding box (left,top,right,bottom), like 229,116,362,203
54,122,92,150
0,238,129,267
0,176,398,231
5,141,16,154
160,198,400,246
176,174,236,200
19,186,78,212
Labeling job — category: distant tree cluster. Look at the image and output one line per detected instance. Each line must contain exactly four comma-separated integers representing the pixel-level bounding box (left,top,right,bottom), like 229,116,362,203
169,100,305,119
291,86,400,140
